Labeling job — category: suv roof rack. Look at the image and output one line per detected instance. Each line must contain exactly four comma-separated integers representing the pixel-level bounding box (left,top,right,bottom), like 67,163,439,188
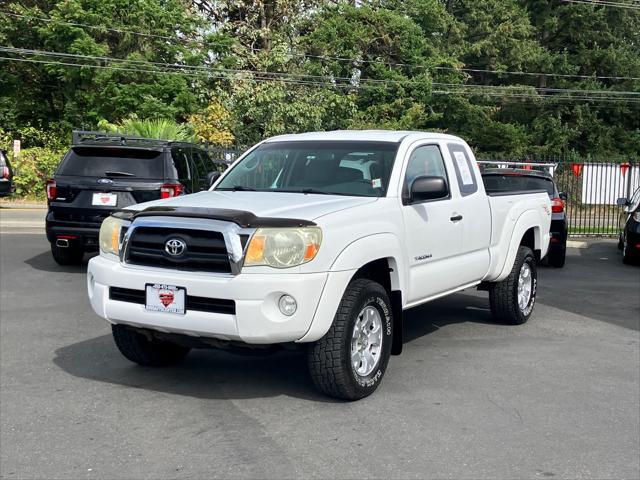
71,130,197,148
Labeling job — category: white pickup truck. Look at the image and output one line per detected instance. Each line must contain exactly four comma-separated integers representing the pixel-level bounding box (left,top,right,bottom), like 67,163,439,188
87,130,551,400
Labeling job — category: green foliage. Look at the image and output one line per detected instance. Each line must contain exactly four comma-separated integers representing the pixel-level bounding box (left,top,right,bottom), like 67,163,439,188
97,118,195,141
11,147,65,199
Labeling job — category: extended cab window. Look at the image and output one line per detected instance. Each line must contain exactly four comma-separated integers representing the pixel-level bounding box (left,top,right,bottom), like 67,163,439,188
216,141,399,197
403,145,448,198
447,144,478,196
58,147,164,179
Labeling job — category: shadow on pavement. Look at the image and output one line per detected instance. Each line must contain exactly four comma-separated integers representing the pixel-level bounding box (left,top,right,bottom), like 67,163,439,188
53,334,340,403
537,240,640,330
403,292,494,343
53,292,496,402
24,250,94,274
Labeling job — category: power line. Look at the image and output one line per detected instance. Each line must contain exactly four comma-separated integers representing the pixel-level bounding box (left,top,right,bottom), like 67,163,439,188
3,46,639,99
562,0,640,9
2,9,639,81
2,55,639,105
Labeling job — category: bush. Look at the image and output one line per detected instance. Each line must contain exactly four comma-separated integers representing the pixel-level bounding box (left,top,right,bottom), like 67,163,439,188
12,147,65,200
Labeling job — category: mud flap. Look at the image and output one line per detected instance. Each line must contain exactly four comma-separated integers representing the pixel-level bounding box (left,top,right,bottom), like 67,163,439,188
391,290,403,355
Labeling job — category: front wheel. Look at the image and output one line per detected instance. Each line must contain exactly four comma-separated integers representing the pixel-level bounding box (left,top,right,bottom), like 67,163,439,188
307,278,393,400
489,246,537,325
112,325,190,367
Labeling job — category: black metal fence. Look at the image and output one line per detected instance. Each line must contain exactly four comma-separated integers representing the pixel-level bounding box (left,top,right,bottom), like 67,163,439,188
207,146,639,237
479,156,640,236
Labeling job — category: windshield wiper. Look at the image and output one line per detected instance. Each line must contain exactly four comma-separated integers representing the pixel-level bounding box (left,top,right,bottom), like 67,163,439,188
218,185,256,191
105,170,135,177
275,188,333,195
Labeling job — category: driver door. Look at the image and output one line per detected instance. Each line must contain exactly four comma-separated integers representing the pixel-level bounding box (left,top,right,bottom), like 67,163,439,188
400,143,466,304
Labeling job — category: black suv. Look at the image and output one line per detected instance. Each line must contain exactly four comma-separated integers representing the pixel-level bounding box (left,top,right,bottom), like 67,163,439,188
481,165,569,268
0,149,14,197
46,131,223,265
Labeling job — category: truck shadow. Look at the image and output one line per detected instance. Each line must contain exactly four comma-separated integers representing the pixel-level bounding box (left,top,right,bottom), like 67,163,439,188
52,293,494,402
403,292,494,342
53,334,340,403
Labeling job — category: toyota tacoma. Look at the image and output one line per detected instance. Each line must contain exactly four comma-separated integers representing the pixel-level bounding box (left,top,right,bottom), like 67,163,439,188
87,130,551,400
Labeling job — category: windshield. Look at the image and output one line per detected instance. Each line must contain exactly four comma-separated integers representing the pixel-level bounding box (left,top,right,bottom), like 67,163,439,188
58,147,165,179
216,141,399,197
482,173,556,197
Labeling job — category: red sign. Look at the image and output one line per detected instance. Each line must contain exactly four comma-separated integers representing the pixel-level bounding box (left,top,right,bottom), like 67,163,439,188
159,291,174,308
621,163,630,177
571,163,583,177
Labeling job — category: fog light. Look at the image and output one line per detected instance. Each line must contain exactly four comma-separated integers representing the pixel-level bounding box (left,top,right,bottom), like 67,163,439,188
278,295,297,316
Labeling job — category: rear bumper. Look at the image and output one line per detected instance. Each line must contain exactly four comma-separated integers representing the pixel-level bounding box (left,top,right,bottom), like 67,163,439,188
87,255,354,344
46,212,101,249
0,179,14,196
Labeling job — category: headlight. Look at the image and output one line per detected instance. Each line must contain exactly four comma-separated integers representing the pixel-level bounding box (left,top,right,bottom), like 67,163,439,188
244,227,322,268
99,216,124,256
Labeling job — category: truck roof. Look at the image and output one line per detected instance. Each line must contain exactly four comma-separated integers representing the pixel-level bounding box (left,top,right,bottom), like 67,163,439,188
265,130,464,144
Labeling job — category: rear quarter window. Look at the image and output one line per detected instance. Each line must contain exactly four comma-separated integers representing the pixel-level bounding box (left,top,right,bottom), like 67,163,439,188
447,143,478,196
58,147,165,179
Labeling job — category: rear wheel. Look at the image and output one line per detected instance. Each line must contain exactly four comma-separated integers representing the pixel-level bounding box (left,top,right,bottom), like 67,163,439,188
622,238,634,265
112,324,190,367
50,243,84,265
307,278,392,400
489,246,537,325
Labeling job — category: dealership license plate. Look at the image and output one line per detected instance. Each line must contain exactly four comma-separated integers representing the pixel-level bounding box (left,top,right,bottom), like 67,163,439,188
145,284,186,315
92,192,118,206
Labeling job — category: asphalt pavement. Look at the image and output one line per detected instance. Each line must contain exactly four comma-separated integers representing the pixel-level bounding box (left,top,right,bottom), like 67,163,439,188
1,222,639,479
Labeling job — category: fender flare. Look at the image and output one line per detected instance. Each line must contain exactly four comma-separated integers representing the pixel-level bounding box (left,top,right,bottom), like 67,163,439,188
494,211,543,282
297,233,406,343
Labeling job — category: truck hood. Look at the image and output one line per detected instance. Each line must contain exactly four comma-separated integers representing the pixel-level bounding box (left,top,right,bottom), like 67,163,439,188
127,190,378,221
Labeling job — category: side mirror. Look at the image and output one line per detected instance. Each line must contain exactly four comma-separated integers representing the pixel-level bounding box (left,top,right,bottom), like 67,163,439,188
616,197,629,206
408,176,449,204
207,171,221,188
559,192,568,201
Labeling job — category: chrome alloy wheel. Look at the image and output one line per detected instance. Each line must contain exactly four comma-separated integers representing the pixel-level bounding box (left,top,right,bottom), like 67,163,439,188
351,306,383,377
517,263,533,311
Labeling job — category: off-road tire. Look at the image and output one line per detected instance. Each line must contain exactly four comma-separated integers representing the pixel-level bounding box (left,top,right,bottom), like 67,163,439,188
307,278,393,401
547,249,566,268
112,324,190,367
51,243,84,265
489,246,537,325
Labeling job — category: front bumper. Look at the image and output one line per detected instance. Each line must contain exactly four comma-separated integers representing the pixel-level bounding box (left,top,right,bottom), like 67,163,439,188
87,255,353,344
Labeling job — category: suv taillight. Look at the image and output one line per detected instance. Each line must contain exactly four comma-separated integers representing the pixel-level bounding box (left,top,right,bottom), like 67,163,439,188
160,183,183,199
551,197,564,213
1,166,9,179
46,179,57,201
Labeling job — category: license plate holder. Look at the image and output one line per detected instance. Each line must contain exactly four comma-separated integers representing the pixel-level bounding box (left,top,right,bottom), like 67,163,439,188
92,192,118,206
145,284,186,315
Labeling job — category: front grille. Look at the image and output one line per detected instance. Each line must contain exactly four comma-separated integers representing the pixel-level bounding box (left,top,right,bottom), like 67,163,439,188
126,227,231,273
109,287,236,315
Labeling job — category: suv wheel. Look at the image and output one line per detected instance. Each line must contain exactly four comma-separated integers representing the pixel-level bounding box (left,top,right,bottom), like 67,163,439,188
51,243,84,265
489,246,537,325
622,239,634,265
307,278,393,400
547,249,566,268
112,325,190,367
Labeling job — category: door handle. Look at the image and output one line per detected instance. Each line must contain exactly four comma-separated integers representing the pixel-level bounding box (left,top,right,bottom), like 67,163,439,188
450,214,463,222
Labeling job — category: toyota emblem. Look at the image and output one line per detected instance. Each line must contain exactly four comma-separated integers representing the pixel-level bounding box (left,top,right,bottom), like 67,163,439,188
165,238,186,257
